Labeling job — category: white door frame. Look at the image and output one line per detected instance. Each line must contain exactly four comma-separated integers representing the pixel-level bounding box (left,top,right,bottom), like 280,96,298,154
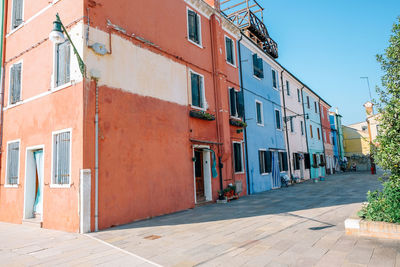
192,145,212,203
23,145,45,220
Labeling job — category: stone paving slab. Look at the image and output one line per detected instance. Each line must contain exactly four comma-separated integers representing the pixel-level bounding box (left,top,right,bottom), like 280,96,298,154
0,172,399,266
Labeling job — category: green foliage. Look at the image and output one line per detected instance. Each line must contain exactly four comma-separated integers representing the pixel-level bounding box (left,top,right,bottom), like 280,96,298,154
359,179,400,223
374,17,400,180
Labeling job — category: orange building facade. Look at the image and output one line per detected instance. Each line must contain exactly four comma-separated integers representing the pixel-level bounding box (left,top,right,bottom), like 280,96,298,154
0,0,246,232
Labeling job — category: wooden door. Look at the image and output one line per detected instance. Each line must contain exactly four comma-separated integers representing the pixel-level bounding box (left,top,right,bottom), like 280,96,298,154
194,150,205,202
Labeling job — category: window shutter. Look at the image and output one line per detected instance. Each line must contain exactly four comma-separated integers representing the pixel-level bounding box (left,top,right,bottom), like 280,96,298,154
188,10,199,44
191,73,200,107
234,143,242,172
266,151,272,173
55,132,70,185
12,0,23,29
7,142,19,184
259,151,264,174
229,88,236,116
252,54,258,76
304,153,311,169
10,64,21,104
10,65,15,104
257,58,264,78
256,102,262,124
282,152,288,171
237,89,244,118
226,38,233,63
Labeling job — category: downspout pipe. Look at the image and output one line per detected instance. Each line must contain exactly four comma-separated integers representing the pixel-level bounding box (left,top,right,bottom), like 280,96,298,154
237,35,251,195
94,79,99,232
0,0,8,171
280,70,292,179
301,87,311,178
318,99,326,175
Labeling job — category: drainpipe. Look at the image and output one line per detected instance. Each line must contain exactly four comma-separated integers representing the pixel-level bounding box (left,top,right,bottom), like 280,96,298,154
280,70,292,179
94,79,99,232
0,0,8,173
301,87,311,178
318,99,326,176
237,35,251,195
209,16,223,192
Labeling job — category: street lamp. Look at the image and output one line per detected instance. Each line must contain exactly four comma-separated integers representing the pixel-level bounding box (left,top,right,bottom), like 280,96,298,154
49,13,86,76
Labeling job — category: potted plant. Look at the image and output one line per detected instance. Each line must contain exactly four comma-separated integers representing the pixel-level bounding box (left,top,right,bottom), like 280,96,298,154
229,119,247,128
189,110,216,121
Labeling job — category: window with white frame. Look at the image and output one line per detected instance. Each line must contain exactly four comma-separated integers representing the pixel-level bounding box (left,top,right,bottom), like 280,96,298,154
290,117,294,132
9,62,22,104
55,40,71,87
272,69,278,89
255,100,263,125
187,9,201,45
314,102,318,113
11,0,23,30
229,88,244,118
259,150,272,174
6,141,20,185
278,152,288,172
253,54,264,79
306,96,310,109
297,89,301,102
191,71,205,109
286,80,290,95
225,36,235,65
53,131,71,185
275,109,281,130
233,142,243,173
301,121,304,135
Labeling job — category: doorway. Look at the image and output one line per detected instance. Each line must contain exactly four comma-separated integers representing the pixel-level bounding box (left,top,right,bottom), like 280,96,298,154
24,146,44,221
193,147,212,204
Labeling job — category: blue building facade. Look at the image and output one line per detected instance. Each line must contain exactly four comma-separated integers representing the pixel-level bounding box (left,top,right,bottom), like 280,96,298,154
302,89,326,179
330,114,339,162
239,38,287,194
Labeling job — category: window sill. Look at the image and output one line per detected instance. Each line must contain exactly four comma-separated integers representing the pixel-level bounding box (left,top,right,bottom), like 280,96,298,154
257,123,264,127
191,105,207,112
253,75,263,81
226,61,237,68
261,173,270,176
234,171,245,174
188,39,203,49
50,184,71,189
6,101,23,109
4,184,19,188
52,81,73,92
6,23,25,38
272,86,279,91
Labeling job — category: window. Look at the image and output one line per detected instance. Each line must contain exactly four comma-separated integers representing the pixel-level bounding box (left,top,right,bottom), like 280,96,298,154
317,128,321,140
256,100,263,125
187,9,201,45
290,117,294,133
304,153,311,169
306,96,310,109
320,154,325,165
324,131,327,143
53,130,71,185
272,69,277,89
286,80,290,95
314,102,318,113
259,150,272,174
297,89,301,102
6,141,20,185
293,153,300,170
301,121,304,135
11,0,23,29
225,36,235,65
233,142,243,173
313,154,318,166
310,125,313,138
229,88,244,118
275,109,281,130
321,106,324,118
55,40,71,87
191,71,205,109
252,54,264,79
278,152,288,172
9,62,22,104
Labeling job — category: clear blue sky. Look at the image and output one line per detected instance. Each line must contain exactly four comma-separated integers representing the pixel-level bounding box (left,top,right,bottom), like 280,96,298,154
258,0,400,125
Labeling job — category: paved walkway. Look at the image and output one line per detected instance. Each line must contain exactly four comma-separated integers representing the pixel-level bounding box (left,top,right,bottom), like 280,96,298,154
0,172,399,266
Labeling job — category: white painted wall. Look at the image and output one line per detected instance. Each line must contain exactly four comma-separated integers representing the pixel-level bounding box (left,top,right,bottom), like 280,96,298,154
84,26,188,106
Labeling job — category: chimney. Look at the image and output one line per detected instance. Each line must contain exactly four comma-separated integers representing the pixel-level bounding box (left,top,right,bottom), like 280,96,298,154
204,0,220,10
363,101,374,116
335,107,339,115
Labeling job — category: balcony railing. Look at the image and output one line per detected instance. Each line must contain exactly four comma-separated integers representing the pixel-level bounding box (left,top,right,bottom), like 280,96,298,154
220,0,278,58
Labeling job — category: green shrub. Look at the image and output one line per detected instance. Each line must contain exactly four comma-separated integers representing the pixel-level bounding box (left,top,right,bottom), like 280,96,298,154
359,178,400,223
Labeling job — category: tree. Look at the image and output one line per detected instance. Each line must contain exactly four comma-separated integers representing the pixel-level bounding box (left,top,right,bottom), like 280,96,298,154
374,17,400,180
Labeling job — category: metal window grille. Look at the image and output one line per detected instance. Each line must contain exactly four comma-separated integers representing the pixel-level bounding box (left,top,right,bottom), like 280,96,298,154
10,63,22,104
53,131,71,185
7,142,19,185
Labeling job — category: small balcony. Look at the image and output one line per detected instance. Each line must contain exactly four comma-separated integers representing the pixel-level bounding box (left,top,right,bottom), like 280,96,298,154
220,0,278,58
